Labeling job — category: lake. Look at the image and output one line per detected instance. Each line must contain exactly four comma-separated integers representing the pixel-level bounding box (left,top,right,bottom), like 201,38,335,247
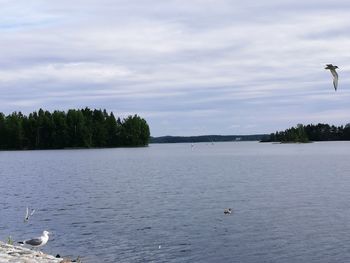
1,141,350,262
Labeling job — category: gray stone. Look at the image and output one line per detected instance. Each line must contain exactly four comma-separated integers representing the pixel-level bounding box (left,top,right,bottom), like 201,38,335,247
0,242,66,263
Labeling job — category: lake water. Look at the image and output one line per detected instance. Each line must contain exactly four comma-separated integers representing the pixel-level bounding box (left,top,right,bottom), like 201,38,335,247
1,142,350,262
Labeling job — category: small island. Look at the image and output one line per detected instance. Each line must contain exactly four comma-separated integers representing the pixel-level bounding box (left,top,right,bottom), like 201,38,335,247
0,108,150,150
262,123,350,143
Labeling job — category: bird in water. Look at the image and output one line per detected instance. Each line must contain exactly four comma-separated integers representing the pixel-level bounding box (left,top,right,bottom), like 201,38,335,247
18,231,50,250
325,64,339,91
224,208,232,215
24,206,36,222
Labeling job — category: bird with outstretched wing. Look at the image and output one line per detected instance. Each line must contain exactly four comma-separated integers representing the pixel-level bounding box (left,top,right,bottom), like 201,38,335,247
325,64,339,91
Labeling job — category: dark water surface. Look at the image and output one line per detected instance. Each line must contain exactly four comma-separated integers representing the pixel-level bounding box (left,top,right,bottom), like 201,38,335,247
1,142,350,262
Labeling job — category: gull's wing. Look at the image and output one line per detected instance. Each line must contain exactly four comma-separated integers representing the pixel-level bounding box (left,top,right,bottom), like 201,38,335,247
330,69,338,91
24,207,29,221
30,209,36,216
24,238,42,246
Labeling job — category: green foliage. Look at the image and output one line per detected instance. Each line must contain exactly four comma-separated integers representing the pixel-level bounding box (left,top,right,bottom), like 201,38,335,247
7,236,13,245
121,115,150,146
0,108,150,150
268,123,350,142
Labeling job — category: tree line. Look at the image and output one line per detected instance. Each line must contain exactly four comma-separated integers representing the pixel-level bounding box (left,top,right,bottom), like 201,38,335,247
266,123,350,142
0,108,150,150
151,134,269,143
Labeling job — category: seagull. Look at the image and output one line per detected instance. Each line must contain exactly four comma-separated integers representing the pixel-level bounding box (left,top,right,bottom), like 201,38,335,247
224,208,232,215
18,231,50,249
24,206,36,222
325,64,339,91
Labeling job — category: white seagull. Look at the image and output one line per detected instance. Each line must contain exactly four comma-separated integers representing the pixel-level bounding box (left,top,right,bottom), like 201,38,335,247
24,206,36,222
325,64,339,91
18,231,50,249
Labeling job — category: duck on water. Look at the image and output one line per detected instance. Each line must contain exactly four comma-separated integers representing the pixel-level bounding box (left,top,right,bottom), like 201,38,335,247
224,208,232,215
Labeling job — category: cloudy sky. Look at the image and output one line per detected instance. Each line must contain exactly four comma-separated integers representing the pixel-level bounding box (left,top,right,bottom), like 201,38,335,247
1,0,349,136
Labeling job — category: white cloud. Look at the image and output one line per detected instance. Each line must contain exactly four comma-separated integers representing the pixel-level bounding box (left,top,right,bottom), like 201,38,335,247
0,63,133,83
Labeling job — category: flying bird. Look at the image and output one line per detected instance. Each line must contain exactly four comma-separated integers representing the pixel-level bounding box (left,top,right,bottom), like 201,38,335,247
325,64,339,91
24,206,36,222
18,231,50,249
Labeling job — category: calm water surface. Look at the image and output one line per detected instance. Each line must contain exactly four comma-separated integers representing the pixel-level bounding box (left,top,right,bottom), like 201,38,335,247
1,142,350,262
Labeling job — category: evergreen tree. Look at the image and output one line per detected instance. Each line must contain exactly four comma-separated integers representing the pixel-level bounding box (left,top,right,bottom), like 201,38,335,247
121,115,150,146
52,110,68,148
0,113,6,149
105,112,118,147
6,112,24,149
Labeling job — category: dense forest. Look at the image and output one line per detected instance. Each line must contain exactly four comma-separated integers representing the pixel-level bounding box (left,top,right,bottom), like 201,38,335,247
0,108,150,150
266,123,350,142
150,134,269,143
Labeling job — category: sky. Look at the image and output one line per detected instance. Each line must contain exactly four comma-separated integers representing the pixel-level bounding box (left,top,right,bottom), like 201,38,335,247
0,0,350,136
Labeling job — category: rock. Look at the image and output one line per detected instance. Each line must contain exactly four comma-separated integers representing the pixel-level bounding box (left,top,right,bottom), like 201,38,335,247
0,241,65,262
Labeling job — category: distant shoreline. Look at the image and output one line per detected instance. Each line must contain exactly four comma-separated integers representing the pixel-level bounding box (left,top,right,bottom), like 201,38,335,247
150,134,269,144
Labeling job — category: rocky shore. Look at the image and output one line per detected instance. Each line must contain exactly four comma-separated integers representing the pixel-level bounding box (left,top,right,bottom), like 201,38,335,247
0,242,72,263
